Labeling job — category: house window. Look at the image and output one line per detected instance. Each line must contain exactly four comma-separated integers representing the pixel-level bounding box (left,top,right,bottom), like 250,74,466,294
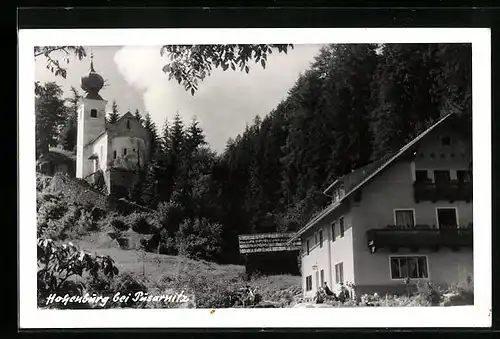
132,148,136,152
441,136,451,146
306,276,313,291
127,120,131,129
320,269,324,285
457,170,472,183
335,262,344,284
331,222,336,242
437,208,458,230
90,109,97,118
390,256,428,279
315,232,318,245
339,217,345,237
123,148,127,156
113,150,117,159
415,170,430,183
394,209,415,228
306,240,310,255
434,170,450,185
319,230,323,248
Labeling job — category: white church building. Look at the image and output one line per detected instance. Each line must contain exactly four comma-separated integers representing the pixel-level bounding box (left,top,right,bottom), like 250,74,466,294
76,55,151,196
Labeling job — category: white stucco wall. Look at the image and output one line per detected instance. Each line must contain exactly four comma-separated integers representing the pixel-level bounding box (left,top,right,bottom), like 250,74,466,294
91,133,108,172
350,125,473,291
109,136,147,170
299,123,473,296
76,97,107,178
301,211,355,297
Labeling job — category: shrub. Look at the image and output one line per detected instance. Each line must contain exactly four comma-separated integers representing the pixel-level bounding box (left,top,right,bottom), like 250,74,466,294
107,272,149,308
37,238,119,309
109,217,129,232
125,212,159,234
36,173,52,192
37,194,99,240
156,200,184,234
158,229,178,255
140,232,162,253
176,218,223,261
37,193,69,238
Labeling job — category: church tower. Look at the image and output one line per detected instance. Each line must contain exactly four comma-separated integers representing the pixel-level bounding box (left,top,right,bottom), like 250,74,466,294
76,53,108,178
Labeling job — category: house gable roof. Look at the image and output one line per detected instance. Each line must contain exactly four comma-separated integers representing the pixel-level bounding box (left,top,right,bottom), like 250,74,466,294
84,112,145,149
288,113,455,243
323,153,394,196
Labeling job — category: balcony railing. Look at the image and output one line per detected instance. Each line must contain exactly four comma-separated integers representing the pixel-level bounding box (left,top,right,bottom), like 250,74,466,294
366,225,473,253
413,180,472,203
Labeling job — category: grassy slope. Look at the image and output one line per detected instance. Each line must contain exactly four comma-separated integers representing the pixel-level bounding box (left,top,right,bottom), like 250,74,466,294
74,234,246,283
74,232,301,300
38,172,301,306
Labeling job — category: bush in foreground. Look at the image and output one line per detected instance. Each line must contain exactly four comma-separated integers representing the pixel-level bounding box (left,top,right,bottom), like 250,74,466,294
37,238,119,309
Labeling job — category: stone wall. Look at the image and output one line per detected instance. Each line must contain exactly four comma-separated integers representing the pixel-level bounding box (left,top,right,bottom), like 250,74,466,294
106,167,139,198
49,173,108,210
47,172,150,214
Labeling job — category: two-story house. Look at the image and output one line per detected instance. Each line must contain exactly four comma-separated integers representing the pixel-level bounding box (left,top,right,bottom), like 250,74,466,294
288,113,473,297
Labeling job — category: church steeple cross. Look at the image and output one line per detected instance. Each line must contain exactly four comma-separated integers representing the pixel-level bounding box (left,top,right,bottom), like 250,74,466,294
90,49,96,72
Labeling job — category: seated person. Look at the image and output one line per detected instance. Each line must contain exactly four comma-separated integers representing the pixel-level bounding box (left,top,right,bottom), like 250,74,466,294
323,282,335,296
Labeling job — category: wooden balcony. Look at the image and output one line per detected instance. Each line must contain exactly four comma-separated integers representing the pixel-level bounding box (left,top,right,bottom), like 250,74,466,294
367,225,473,253
413,181,472,203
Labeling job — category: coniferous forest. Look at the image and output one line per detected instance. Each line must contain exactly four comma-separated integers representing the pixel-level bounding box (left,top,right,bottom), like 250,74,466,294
36,43,472,264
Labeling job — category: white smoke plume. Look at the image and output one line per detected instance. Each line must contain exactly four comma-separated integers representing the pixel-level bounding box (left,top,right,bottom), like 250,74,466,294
113,44,322,152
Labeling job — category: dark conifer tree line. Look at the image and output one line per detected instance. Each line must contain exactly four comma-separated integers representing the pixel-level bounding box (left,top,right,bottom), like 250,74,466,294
35,43,471,263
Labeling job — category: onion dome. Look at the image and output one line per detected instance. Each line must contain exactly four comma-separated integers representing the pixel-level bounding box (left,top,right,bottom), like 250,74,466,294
81,53,104,100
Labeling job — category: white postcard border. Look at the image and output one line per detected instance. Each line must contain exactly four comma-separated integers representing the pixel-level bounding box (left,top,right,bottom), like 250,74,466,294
19,28,491,328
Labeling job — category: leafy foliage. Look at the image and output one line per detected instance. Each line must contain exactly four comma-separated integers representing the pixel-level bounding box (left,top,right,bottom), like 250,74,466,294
35,82,68,158
160,44,293,95
37,238,118,308
58,86,81,152
176,218,223,261
37,191,102,240
34,46,87,79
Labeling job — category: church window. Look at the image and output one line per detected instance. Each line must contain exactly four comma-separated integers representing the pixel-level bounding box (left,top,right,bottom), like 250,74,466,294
113,150,117,159
133,148,136,152
123,148,127,156
127,120,131,129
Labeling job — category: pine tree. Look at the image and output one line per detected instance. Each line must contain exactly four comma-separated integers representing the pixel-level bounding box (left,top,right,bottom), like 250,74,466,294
35,82,67,158
141,160,160,208
370,44,443,159
108,100,120,123
169,112,185,157
161,116,170,154
58,86,81,152
185,117,206,156
134,109,143,125
143,112,159,158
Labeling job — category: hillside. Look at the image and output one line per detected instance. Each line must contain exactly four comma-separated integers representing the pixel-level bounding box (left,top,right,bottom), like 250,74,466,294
37,172,302,309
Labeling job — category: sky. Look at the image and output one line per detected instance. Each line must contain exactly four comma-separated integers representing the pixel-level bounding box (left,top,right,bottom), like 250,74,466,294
35,44,324,152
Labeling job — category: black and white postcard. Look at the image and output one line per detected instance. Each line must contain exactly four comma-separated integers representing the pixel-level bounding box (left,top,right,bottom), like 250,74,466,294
18,28,491,328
